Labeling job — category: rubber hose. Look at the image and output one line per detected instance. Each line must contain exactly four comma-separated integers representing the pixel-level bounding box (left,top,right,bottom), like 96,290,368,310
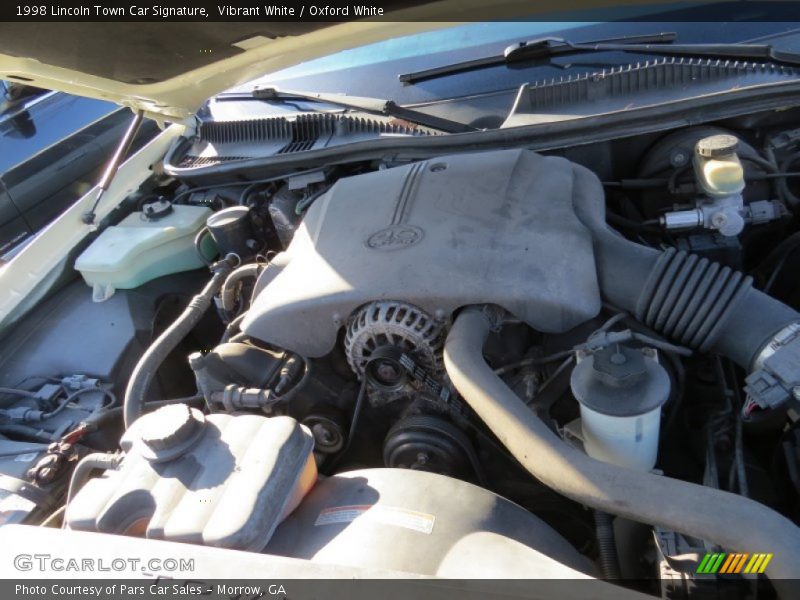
0,424,54,443
443,308,800,591
220,312,247,344
194,227,213,266
64,452,123,511
86,395,204,430
123,264,232,428
594,511,621,580
220,263,261,313
571,162,799,368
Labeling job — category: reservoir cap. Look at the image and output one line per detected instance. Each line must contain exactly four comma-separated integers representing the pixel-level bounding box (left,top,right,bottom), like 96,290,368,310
571,346,670,417
696,134,739,158
136,404,206,462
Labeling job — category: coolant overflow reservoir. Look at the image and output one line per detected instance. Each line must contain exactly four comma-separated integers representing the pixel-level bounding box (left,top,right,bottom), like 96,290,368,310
75,205,211,302
693,134,745,197
570,345,670,471
65,407,317,550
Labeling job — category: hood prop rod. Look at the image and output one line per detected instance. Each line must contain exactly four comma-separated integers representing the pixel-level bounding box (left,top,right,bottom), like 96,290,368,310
82,109,144,225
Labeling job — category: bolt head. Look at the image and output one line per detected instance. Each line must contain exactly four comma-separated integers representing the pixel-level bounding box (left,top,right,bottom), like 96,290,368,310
671,151,688,167
377,363,400,380
711,212,728,227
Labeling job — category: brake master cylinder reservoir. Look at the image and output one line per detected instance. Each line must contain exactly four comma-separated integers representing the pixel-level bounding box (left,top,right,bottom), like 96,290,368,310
570,344,670,470
693,133,745,197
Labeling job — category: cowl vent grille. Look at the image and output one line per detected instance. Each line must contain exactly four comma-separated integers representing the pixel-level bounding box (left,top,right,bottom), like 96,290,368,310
175,113,442,168
199,113,440,147
200,118,294,145
503,57,800,127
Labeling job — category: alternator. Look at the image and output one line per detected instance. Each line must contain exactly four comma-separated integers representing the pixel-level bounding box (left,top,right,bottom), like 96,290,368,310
344,301,443,385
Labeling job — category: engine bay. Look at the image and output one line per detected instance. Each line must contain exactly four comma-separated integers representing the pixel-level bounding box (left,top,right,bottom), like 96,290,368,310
3,107,800,597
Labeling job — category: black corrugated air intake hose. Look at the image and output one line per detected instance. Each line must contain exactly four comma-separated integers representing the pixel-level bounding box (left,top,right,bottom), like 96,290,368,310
569,160,799,369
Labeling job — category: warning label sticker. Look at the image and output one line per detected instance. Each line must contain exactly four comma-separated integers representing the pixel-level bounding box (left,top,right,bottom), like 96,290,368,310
314,504,435,534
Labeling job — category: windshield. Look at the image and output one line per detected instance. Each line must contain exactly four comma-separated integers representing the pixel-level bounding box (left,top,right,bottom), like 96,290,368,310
209,19,800,129
260,22,595,81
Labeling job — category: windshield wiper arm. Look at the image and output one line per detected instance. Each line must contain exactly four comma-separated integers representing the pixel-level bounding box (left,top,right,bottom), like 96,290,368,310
549,39,800,67
239,86,478,133
400,32,800,85
398,31,678,84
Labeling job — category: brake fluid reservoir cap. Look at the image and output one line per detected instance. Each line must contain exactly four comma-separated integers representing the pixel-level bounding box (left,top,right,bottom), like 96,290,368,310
137,404,206,462
696,134,739,158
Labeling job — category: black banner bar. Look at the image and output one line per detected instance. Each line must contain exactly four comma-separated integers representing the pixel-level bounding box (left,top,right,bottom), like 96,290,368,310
2,0,800,22
3,579,791,600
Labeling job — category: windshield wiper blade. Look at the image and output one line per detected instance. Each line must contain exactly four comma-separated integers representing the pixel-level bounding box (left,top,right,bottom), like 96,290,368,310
398,31,678,84
565,40,800,66
237,86,478,133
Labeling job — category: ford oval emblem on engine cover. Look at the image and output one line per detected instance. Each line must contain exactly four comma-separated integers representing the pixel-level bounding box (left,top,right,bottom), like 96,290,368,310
366,225,424,250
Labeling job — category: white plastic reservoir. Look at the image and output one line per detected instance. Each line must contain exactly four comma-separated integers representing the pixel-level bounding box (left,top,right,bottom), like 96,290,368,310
579,404,663,471
75,205,211,302
570,345,670,471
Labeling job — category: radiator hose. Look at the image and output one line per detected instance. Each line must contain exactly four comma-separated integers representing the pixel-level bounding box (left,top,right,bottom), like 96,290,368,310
444,307,800,591
123,256,237,428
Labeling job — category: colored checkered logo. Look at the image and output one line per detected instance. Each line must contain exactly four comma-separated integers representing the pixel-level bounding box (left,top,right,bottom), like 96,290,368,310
697,552,773,574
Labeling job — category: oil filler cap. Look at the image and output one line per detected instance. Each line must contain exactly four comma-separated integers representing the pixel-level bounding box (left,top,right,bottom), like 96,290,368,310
137,404,206,463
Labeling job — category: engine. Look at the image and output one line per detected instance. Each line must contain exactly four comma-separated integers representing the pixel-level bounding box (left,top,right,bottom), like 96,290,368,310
5,122,800,595
240,149,601,357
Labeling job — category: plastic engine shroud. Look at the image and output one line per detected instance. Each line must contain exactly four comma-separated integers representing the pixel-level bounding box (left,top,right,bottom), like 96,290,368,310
242,148,601,357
